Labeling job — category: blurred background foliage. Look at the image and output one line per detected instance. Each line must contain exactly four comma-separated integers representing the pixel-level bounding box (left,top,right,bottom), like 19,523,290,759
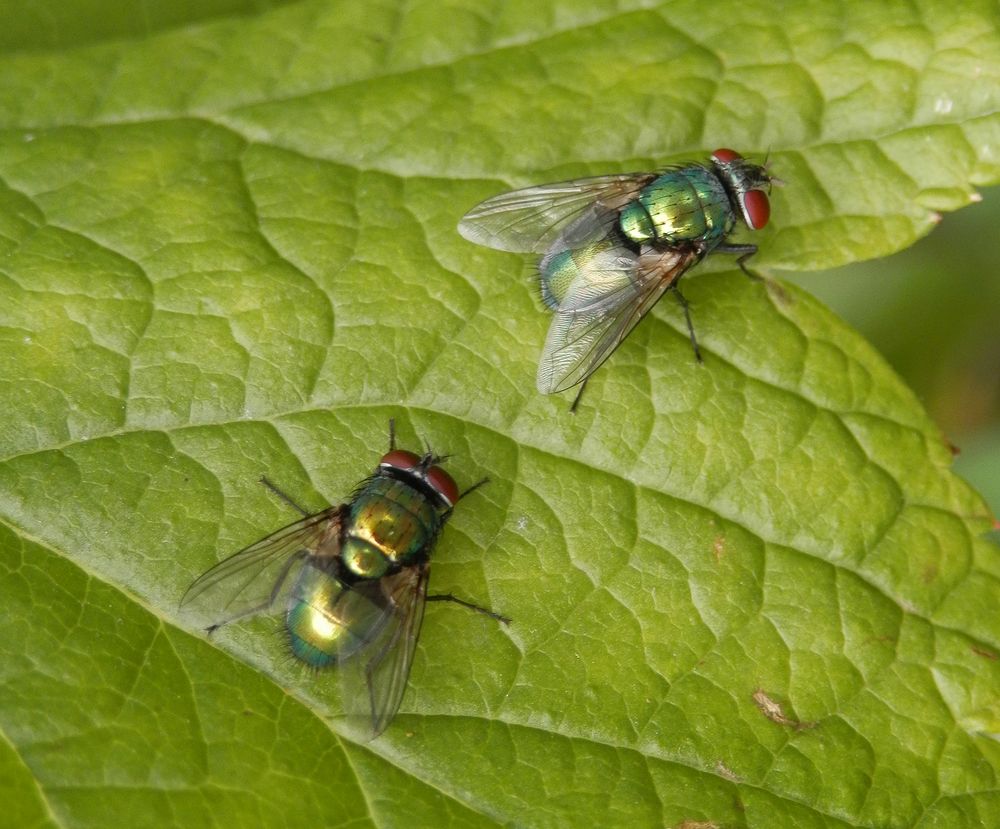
783,186,1000,518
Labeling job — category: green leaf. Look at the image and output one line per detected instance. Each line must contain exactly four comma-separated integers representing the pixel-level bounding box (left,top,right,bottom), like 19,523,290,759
2,1,999,827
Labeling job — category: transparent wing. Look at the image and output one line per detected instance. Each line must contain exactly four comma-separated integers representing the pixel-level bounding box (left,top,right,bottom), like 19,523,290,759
537,247,702,393
337,564,429,739
458,173,656,253
180,505,345,629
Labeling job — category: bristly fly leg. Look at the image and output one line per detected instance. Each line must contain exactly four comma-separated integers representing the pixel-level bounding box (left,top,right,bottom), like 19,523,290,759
672,285,703,363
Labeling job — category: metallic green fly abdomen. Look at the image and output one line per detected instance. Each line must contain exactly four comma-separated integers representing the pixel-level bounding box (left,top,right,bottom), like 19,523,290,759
180,424,506,738
286,562,373,668
458,148,775,395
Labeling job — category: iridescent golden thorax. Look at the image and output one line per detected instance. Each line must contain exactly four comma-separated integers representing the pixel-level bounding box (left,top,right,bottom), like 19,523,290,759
343,476,442,576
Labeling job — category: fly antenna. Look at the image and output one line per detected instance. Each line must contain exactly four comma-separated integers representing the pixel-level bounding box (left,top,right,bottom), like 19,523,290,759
761,148,785,188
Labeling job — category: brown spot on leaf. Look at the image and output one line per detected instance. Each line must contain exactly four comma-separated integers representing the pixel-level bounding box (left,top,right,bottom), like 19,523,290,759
972,646,998,661
713,535,726,563
714,760,739,782
863,634,896,648
752,689,815,731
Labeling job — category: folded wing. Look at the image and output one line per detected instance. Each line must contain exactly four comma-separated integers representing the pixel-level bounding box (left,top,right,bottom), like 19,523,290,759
538,247,701,393
458,173,654,254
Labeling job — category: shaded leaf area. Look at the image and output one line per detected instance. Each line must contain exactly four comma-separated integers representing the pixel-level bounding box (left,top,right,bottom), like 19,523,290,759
0,0,302,53
1,1,1000,828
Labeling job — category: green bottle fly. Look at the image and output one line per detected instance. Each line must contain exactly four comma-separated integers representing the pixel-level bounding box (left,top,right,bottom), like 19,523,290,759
181,422,507,738
459,149,774,395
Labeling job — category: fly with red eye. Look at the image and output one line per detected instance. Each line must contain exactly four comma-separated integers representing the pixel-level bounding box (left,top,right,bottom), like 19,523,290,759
181,419,508,739
458,148,777,400
378,447,461,509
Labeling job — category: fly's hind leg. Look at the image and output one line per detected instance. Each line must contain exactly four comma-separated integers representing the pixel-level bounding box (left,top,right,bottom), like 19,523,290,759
569,379,589,414
426,593,511,625
672,285,703,363
205,550,308,635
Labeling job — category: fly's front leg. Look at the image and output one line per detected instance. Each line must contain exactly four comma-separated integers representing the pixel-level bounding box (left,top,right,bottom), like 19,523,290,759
437,476,489,522
714,242,762,281
458,477,489,501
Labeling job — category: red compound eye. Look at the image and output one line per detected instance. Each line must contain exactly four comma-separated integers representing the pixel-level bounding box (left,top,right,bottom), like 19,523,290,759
741,188,771,230
379,449,421,471
711,148,743,164
424,465,459,507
